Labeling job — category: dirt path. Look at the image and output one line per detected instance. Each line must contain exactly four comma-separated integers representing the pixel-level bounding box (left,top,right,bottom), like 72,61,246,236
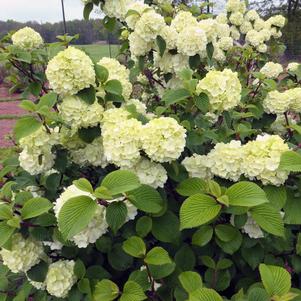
0,85,25,147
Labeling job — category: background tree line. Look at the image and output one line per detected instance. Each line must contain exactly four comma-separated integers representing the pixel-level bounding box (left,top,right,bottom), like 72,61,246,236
0,19,119,44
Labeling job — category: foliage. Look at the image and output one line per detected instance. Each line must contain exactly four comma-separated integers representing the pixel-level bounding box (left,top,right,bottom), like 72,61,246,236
0,0,301,300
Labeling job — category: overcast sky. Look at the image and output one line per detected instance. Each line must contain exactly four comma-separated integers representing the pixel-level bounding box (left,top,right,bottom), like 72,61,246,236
0,0,99,23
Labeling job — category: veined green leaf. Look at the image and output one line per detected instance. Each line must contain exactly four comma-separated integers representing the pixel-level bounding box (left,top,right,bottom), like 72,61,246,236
21,197,53,220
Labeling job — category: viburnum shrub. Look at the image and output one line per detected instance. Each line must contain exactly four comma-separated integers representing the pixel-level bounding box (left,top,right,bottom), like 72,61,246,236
1,0,301,300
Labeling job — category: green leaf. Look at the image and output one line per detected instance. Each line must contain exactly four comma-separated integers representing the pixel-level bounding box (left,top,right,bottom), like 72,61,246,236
74,259,86,279
149,263,176,279
93,279,119,301
216,259,233,270
101,170,141,196
156,35,166,57
259,264,291,297
279,151,301,172
94,186,113,200
263,185,287,210
105,79,123,96
179,271,203,294
180,194,221,230
215,224,238,242
129,270,150,292
21,197,53,220
144,247,172,265
37,92,57,109
58,196,97,240
14,116,41,141
77,86,96,105
103,16,116,32
120,281,147,301
127,185,164,214
28,82,42,96
247,287,270,301
0,204,13,220
15,51,32,63
19,100,36,112
162,88,191,106
78,125,101,143
195,93,210,113
206,43,214,60
27,261,48,282
0,222,14,247
123,236,146,258
95,65,109,83
192,225,213,247
176,178,207,197
73,178,93,193
225,181,268,207
250,204,284,237
136,216,152,238
84,2,94,20
106,201,127,234
189,288,223,301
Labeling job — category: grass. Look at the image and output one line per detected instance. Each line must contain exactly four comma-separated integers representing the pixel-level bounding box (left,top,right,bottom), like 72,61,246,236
77,44,120,62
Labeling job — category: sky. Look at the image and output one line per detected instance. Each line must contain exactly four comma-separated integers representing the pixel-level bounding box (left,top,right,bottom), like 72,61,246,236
0,0,99,23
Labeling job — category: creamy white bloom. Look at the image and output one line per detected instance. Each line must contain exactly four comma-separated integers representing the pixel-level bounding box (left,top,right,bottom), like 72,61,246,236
141,117,186,163
45,260,77,298
230,26,241,40
126,158,168,188
43,240,63,251
182,154,213,180
0,234,44,273
196,69,242,112
246,29,265,47
242,215,265,239
98,57,132,100
216,13,228,24
267,15,286,28
159,26,178,50
226,0,242,12
229,12,244,26
11,27,43,50
240,21,253,34
123,98,147,115
54,185,108,248
207,140,244,181
46,47,95,96
71,137,108,168
287,62,300,72
125,2,150,29
102,0,133,20
242,134,289,186
177,26,207,56
218,37,234,51
135,10,165,42
288,88,301,112
260,62,283,79
102,109,143,167
59,96,104,131
257,43,268,53
28,278,46,290
263,90,289,114
129,31,152,57
245,10,260,22
198,19,218,42
171,11,198,33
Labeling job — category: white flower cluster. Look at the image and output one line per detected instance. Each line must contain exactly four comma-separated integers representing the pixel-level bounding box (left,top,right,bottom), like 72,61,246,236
126,158,168,188
141,117,187,163
54,185,108,248
11,27,43,50
71,137,107,168
182,154,212,180
287,62,300,72
260,62,283,79
0,234,44,273
263,88,301,114
58,96,104,131
97,57,132,100
102,108,143,168
46,47,95,96
183,134,289,186
19,127,59,175
45,260,77,298
196,69,242,112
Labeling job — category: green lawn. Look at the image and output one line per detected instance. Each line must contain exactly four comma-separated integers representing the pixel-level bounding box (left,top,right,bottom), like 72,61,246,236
77,44,120,62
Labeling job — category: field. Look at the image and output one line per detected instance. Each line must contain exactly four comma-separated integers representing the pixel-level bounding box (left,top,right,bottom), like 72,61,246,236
0,44,119,152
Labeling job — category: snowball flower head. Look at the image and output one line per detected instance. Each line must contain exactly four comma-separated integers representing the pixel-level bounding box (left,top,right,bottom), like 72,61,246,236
207,140,244,181
182,154,213,180
135,10,165,42
246,30,265,47
260,62,283,78
129,31,152,57
141,117,186,163
226,0,242,12
125,2,150,29
288,88,301,112
267,15,286,28
46,47,95,96
102,0,133,20
245,10,260,22
54,185,108,248
126,158,168,188
287,62,300,72
263,90,289,114
11,27,43,50
102,117,143,168
0,234,44,273
45,260,77,298
171,11,198,33
98,57,132,100
229,12,244,26
59,96,104,131
242,214,264,239
160,26,178,50
196,69,242,112
242,134,289,186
